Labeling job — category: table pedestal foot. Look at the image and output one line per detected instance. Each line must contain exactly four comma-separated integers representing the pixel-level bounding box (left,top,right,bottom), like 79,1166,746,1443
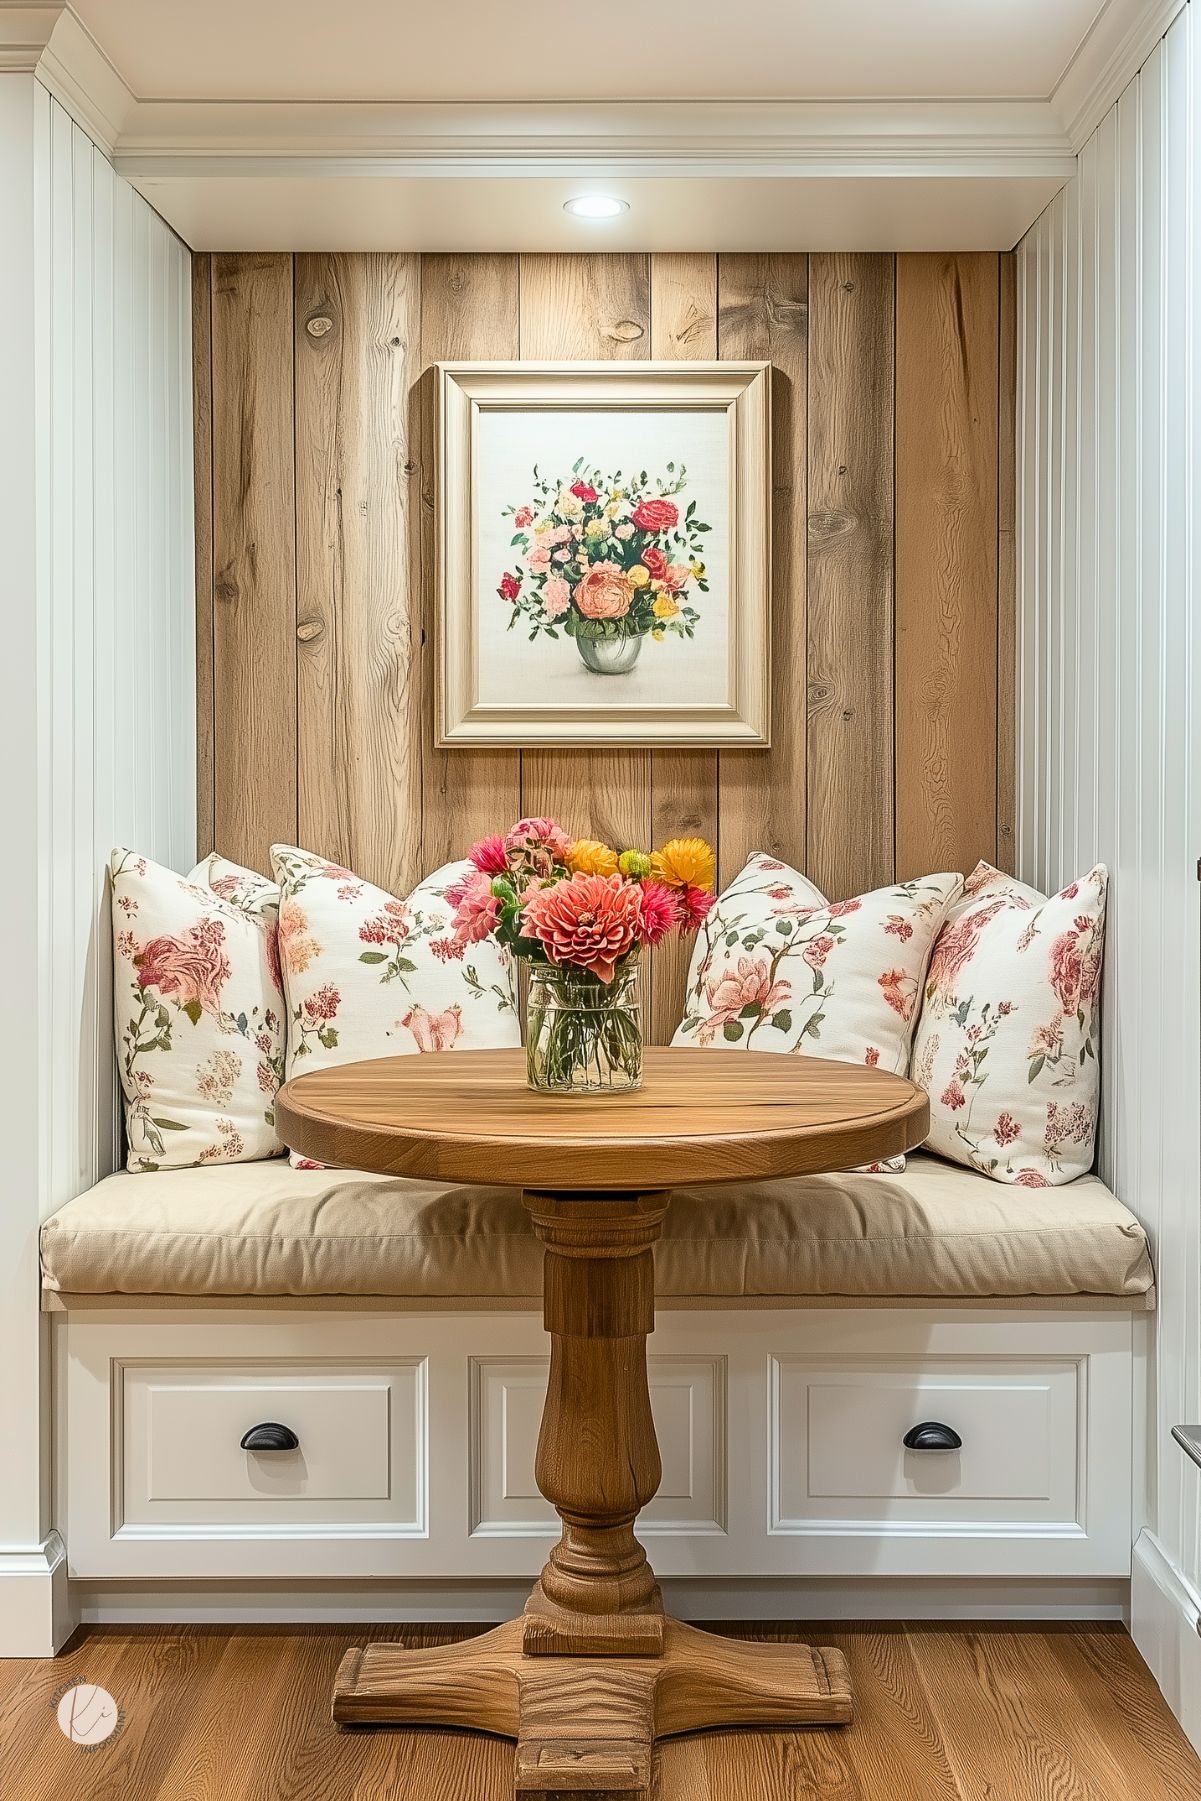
334,1619,852,1798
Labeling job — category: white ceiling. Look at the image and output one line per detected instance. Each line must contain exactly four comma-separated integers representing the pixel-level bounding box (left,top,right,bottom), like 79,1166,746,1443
13,0,1176,252
74,0,1108,104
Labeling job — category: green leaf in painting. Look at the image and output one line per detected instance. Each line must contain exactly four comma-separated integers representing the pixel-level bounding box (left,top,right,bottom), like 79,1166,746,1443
722,1020,744,1043
1028,1055,1045,1082
359,951,388,964
182,999,203,1026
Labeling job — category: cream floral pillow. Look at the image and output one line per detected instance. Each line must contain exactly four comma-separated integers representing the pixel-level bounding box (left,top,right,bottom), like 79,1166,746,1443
270,848,520,1159
673,850,961,1076
911,862,1107,1185
190,851,280,924
111,850,286,1170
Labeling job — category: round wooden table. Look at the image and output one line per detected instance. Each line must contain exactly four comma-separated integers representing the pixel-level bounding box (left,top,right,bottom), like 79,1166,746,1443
277,1046,929,1796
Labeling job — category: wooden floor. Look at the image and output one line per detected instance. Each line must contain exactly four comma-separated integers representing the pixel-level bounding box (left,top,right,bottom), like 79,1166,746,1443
1,1621,1198,1801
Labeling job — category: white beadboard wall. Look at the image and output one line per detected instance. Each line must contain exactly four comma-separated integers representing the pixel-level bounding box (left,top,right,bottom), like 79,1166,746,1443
0,74,192,1581
36,84,195,1206
1015,0,1201,1655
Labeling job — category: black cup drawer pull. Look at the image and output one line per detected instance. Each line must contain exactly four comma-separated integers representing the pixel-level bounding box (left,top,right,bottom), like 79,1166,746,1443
240,1422,299,1452
903,1421,962,1452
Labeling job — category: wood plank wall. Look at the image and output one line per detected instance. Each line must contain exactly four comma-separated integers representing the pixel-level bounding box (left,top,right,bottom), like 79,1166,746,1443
195,251,1015,1042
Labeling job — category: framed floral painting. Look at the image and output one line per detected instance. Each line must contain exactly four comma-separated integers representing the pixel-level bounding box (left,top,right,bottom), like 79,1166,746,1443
436,361,771,746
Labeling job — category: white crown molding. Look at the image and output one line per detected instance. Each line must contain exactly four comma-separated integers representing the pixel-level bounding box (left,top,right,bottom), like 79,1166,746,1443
35,6,134,151
0,0,63,71
111,98,1074,182
1052,0,1187,149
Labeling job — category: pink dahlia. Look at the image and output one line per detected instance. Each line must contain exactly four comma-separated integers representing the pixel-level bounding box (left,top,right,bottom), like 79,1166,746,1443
521,872,642,983
636,880,681,946
677,884,715,929
450,870,502,945
504,816,573,878
468,835,509,876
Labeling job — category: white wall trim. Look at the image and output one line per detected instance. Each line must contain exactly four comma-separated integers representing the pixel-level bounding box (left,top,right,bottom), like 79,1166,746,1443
0,1531,75,1656
1053,0,1188,149
34,9,134,154
1131,1531,1201,1756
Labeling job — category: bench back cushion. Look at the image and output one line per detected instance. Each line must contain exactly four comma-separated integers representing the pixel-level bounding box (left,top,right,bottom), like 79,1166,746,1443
912,861,1107,1185
672,853,961,1075
110,850,286,1170
270,847,520,1160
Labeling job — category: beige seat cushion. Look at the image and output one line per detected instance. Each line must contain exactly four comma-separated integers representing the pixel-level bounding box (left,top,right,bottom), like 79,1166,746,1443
40,1152,1154,1306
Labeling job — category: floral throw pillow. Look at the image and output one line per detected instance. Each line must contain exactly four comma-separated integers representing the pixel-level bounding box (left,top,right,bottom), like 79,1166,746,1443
672,851,961,1080
911,862,1107,1185
110,850,286,1171
189,851,280,925
270,848,520,1160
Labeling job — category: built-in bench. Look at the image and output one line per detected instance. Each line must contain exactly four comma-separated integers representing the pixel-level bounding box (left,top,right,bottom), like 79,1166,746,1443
42,1155,1154,1607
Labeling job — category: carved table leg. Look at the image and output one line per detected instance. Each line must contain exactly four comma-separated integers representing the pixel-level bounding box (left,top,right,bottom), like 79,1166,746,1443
331,1185,852,1797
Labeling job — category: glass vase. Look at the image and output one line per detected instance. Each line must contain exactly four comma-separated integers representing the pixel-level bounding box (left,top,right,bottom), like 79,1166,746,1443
525,962,642,1095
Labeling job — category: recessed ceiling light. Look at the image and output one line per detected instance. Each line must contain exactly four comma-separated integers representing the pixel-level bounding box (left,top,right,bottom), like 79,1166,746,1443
563,195,629,220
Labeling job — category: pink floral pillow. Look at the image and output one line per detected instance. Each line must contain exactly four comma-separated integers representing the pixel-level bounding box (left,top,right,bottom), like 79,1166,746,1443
911,862,1107,1185
270,847,520,1162
111,850,286,1170
672,851,961,1078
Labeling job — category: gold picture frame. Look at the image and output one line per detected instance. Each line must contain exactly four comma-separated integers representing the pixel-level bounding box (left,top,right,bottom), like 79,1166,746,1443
436,360,771,747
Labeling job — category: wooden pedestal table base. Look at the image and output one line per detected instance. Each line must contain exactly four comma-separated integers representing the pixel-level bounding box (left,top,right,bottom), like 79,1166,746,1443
333,1190,852,1797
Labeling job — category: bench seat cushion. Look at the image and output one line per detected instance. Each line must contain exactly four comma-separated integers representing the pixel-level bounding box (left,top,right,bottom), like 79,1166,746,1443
40,1152,1154,1306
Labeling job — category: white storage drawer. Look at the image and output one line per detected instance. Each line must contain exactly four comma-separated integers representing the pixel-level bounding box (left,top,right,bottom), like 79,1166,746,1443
773,1355,1081,1529
119,1360,425,1531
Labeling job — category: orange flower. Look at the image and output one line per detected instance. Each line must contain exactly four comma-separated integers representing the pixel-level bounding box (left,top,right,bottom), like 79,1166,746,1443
574,563,635,620
567,839,620,878
651,836,716,894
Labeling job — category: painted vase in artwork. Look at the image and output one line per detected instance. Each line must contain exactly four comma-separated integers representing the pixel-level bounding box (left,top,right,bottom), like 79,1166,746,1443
495,463,711,676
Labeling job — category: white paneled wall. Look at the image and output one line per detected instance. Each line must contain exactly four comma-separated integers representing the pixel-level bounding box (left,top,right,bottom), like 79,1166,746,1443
1015,0,1201,1652
0,76,192,1631
35,86,195,1207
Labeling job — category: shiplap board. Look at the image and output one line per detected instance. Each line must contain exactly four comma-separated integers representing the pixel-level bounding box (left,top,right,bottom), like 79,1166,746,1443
1015,0,1201,1622
1,80,193,1567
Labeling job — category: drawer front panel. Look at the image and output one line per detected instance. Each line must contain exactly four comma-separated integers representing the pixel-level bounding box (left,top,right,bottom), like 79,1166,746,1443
773,1356,1081,1529
120,1361,424,1530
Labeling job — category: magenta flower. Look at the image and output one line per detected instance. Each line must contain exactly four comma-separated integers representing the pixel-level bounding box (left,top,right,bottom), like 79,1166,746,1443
468,835,509,876
636,880,681,946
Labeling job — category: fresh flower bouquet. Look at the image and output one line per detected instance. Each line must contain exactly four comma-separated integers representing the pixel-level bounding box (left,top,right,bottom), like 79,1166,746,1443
447,818,716,1093
496,462,711,677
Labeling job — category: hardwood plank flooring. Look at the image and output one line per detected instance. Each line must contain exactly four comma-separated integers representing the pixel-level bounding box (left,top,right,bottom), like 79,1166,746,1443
1,1622,1196,1801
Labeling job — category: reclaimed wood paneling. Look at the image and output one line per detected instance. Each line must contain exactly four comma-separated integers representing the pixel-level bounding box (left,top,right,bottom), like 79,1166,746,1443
418,255,522,869
294,253,423,894
648,254,720,1042
199,250,1014,1037
716,254,809,886
192,253,214,858
211,252,297,873
895,252,1000,880
806,253,896,898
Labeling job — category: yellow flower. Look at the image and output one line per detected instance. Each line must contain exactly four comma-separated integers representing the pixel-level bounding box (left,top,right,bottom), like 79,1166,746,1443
618,849,652,878
629,565,651,588
651,628,665,641
652,593,680,620
585,517,607,538
606,500,622,518
652,836,716,893
690,560,706,579
567,838,620,877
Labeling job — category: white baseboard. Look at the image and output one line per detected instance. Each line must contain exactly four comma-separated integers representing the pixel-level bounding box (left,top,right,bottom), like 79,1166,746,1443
1131,1530,1201,1755
71,1574,1130,1629
0,1533,76,1656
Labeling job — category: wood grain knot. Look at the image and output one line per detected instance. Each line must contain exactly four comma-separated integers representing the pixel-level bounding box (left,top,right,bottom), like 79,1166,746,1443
296,618,325,643
808,508,857,540
607,319,645,344
214,577,239,605
306,315,334,338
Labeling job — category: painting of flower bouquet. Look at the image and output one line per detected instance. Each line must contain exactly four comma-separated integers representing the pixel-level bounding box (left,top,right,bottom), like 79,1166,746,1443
437,361,772,747
496,462,710,676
